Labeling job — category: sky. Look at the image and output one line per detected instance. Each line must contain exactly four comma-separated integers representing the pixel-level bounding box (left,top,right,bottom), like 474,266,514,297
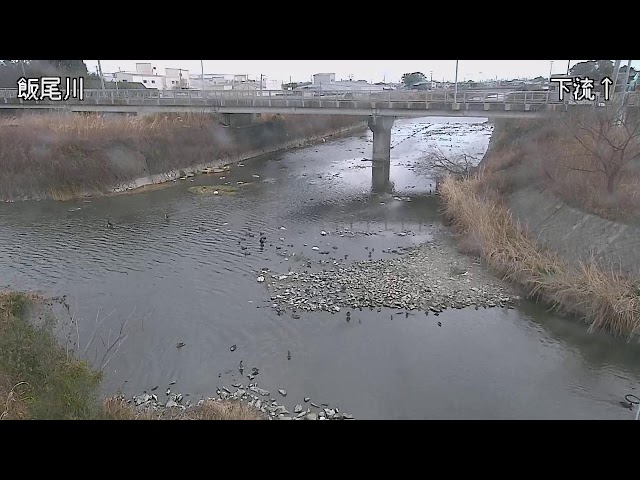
82,60,632,84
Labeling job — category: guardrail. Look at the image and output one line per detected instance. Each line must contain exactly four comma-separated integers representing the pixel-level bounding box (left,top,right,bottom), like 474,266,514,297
0,88,575,105
0,88,626,110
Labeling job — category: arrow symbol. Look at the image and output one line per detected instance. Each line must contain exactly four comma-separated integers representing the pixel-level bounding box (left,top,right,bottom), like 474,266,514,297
601,77,613,101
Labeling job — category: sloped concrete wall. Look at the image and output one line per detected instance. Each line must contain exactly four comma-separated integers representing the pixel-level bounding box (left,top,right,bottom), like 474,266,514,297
507,187,640,278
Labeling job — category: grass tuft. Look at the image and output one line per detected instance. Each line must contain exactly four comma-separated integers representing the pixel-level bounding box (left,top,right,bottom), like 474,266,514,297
102,396,265,420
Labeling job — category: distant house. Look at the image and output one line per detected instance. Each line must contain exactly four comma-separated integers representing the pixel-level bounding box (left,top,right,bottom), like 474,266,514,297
113,63,190,90
313,73,335,85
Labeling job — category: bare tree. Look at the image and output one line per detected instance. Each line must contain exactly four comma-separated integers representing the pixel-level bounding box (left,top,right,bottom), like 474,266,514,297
427,148,478,179
53,295,139,372
564,100,640,194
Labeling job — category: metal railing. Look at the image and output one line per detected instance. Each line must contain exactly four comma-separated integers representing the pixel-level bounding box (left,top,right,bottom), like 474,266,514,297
0,87,620,109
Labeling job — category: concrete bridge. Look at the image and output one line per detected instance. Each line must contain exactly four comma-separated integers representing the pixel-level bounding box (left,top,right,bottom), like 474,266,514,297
0,87,611,193
1,87,582,118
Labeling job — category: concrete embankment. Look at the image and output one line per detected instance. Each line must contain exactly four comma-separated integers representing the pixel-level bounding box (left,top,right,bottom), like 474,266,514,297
108,120,368,197
0,114,367,202
480,118,640,279
441,119,640,339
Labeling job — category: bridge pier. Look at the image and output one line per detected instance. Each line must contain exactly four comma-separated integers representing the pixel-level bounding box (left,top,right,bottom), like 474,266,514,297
368,116,395,162
371,159,392,193
368,116,395,193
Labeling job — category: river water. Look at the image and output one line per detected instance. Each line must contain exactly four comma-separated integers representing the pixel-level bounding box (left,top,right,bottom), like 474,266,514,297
1,116,640,419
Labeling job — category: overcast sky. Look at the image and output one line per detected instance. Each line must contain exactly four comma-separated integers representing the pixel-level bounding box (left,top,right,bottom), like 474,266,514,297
82,60,631,84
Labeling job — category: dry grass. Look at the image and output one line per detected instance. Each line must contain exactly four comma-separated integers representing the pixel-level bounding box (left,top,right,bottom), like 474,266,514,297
0,113,365,201
0,374,30,420
102,396,265,420
440,175,640,339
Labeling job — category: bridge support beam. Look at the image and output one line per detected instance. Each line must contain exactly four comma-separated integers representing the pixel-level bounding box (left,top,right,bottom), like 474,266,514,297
368,116,395,193
368,115,395,162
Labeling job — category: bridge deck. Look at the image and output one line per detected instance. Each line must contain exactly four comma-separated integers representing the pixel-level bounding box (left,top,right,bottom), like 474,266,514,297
0,88,627,118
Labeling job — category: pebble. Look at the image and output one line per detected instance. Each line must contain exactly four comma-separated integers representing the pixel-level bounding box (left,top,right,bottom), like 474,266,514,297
278,389,287,397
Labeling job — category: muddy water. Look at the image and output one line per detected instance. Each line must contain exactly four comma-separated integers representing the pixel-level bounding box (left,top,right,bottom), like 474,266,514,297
1,117,639,419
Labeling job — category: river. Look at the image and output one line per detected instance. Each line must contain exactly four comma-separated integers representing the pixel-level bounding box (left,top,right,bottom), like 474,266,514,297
1,116,639,419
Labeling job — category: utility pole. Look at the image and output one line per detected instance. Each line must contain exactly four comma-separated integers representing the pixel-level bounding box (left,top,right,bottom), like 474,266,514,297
549,60,554,82
622,60,633,104
612,60,621,95
20,60,26,77
97,59,106,91
201,60,205,91
454,60,459,103
566,59,571,75
260,73,263,95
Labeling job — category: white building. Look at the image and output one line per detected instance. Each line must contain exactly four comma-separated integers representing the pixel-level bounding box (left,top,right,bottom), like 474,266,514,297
190,73,281,92
297,79,385,93
313,73,335,85
190,73,250,90
113,63,190,90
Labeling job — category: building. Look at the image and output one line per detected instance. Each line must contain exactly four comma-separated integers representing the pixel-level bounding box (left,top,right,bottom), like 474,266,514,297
112,63,190,90
190,73,281,91
296,79,385,93
313,73,335,85
190,73,250,90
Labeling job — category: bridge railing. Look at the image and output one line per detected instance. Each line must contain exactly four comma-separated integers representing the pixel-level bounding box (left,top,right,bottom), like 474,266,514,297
0,87,608,108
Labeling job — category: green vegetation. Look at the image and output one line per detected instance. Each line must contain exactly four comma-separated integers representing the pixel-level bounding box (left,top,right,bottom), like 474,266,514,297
0,291,101,419
568,60,614,91
401,72,427,88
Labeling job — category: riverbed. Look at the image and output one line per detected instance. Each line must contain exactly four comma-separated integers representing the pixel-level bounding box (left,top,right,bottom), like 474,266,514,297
1,116,639,419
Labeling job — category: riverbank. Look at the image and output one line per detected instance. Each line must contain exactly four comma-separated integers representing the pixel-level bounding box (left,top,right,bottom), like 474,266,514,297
440,176,640,339
0,113,367,202
0,291,267,420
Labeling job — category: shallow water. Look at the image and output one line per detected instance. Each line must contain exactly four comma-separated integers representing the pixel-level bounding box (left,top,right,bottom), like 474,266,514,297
1,116,639,419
